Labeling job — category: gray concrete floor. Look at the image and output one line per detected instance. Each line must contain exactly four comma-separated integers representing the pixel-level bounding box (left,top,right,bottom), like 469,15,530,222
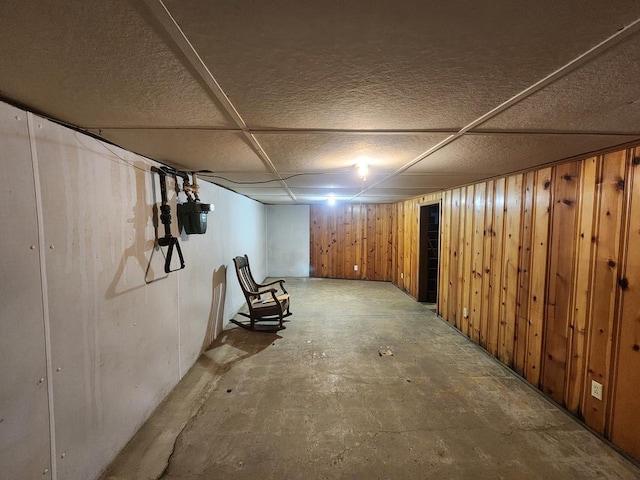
101,278,640,480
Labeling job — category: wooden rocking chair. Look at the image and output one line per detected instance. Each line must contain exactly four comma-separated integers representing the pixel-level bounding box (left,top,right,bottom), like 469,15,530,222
232,254,292,330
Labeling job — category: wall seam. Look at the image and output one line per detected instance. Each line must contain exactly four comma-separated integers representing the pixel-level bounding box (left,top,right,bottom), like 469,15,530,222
27,112,58,480
265,206,270,278
177,270,182,379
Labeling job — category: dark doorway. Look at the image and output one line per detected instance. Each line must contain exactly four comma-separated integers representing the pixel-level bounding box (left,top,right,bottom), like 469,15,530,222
418,203,440,303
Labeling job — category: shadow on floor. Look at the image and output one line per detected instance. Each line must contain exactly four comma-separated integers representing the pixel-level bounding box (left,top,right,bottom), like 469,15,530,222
99,326,281,480
199,326,282,375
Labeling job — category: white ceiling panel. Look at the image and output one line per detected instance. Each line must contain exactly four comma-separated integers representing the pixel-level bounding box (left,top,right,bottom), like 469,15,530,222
282,172,387,189
348,195,411,204
290,187,364,197
254,133,450,172
161,0,640,130
481,32,640,134
0,1,234,128
95,129,267,173
247,195,294,205
226,187,292,196
406,133,640,174
363,187,442,197
199,172,282,193
2,2,640,204
377,174,488,189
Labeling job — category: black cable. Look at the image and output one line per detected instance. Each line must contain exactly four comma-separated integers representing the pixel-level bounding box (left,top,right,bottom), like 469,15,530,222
198,170,351,185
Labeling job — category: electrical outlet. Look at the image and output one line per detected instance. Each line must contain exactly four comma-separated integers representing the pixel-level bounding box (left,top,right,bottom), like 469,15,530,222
591,380,603,401
463,307,468,318
400,272,404,279
354,265,358,271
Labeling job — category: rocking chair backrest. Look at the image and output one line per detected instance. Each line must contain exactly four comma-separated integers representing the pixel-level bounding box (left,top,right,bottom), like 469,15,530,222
233,255,258,298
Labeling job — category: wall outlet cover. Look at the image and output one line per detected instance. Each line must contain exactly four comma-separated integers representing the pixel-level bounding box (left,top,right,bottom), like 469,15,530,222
354,265,358,271
591,380,603,401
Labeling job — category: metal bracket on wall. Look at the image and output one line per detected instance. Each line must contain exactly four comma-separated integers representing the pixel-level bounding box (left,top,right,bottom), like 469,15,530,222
150,166,185,274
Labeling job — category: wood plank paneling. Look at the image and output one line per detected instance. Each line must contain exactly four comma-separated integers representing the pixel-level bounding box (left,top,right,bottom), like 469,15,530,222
308,142,640,464
515,172,535,376
404,200,413,294
582,150,627,433
566,157,598,414
500,175,523,367
351,205,366,278
449,189,462,326
543,161,581,405
461,185,474,336
470,183,486,343
439,192,452,316
526,168,552,387
488,178,506,356
480,181,495,349
611,147,640,459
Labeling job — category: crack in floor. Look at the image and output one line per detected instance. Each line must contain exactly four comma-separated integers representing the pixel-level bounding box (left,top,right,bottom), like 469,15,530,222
156,373,226,480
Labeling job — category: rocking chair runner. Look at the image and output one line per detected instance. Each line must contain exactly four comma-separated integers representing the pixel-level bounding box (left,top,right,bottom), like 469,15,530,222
232,255,292,329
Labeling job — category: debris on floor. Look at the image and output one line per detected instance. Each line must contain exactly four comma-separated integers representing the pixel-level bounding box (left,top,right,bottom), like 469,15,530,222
378,346,393,356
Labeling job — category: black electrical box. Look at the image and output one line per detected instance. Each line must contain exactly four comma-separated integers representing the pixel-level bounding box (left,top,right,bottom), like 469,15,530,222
178,200,211,234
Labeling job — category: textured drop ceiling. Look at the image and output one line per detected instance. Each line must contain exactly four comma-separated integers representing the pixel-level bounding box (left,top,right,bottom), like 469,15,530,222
1,1,640,204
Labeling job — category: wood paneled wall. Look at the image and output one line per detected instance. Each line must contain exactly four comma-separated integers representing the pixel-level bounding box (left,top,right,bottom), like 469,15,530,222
310,204,393,281
437,148,640,459
308,144,640,461
309,193,440,293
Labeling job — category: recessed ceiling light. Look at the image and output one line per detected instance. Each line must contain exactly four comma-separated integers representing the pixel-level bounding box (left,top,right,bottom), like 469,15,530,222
357,163,369,178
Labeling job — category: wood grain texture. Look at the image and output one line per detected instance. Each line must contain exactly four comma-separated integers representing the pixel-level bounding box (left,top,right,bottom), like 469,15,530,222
307,143,640,463
480,181,495,349
461,186,474,335
500,175,523,367
449,188,462,326
439,191,452,317
543,161,580,405
470,183,486,343
566,157,598,414
526,168,552,387
610,147,640,460
582,151,627,433
488,178,506,357
515,172,534,376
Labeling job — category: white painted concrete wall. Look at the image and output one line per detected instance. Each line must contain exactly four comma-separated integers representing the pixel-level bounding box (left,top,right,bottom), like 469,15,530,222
0,101,266,480
266,205,310,277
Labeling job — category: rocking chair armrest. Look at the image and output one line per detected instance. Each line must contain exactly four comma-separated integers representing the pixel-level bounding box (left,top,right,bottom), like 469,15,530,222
256,279,288,295
255,278,286,288
247,287,276,298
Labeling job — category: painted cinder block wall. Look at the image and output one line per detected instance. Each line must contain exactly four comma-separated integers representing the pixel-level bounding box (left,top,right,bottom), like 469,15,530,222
0,100,267,480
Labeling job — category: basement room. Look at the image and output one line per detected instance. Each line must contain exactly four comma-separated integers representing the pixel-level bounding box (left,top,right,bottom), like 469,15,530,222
2,1,640,479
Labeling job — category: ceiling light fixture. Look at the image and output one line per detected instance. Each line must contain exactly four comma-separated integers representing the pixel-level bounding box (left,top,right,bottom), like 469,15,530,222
355,160,369,180
327,194,336,206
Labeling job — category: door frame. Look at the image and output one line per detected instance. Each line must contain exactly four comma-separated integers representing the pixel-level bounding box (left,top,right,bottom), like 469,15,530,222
417,200,442,312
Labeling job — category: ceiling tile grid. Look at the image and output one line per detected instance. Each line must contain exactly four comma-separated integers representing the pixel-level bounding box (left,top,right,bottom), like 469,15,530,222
1,1,640,203
0,0,235,128
161,0,640,130
405,133,640,175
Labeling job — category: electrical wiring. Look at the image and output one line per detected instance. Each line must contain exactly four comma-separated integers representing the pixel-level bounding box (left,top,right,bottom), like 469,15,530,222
73,132,152,174
197,170,350,185
14,98,358,186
